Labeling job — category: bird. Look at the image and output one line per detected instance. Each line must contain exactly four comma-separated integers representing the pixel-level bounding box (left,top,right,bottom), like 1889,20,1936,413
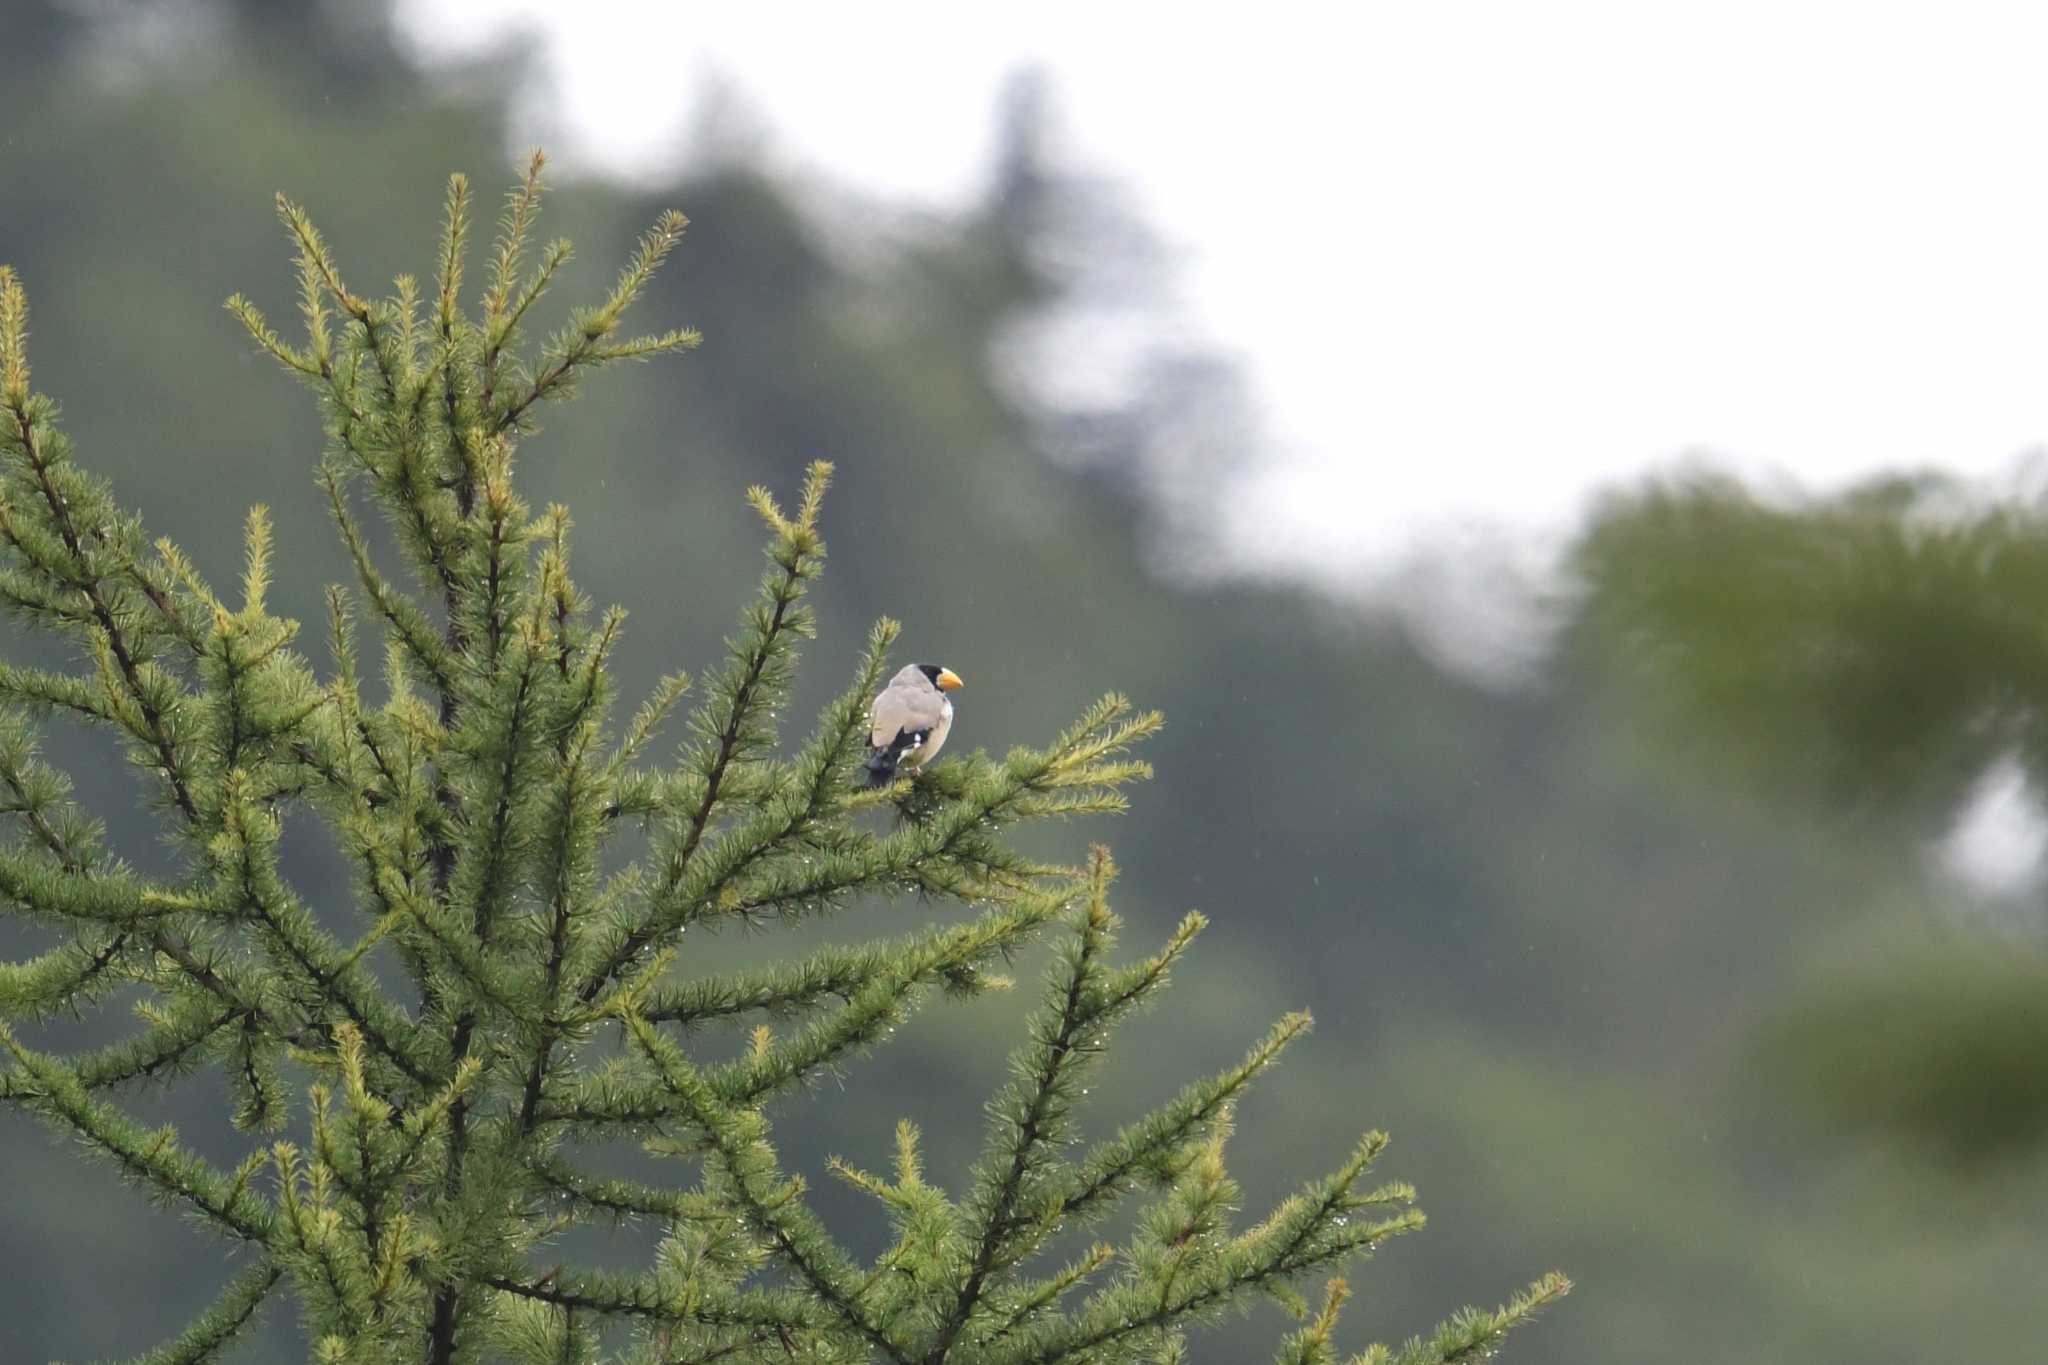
865,663,963,788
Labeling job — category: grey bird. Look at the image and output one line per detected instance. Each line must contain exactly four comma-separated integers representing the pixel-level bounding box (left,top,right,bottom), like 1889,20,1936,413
864,663,963,787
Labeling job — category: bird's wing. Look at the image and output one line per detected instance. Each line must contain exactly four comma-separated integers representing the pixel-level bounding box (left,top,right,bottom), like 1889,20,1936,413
870,682,946,749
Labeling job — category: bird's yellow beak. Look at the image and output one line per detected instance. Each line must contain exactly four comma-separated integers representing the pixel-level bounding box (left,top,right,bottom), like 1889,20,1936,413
936,668,964,691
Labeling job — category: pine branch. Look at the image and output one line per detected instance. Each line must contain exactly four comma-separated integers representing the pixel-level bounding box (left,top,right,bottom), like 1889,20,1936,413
225,293,322,378
483,1268,823,1337
640,898,1045,1029
275,210,467,615
491,208,699,434
1057,1011,1312,1224
621,1008,914,1363
574,464,836,1004
0,928,135,1018
0,848,188,929
515,631,611,1129
272,1137,381,1335
0,266,32,406
0,660,123,723
216,779,441,1088
0,1001,236,1098
422,616,556,1360
975,1243,1118,1350
320,466,458,697
94,1259,283,1365
0,1024,276,1242
446,630,546,951
128,548,214,662
432,173,484,521
524,1153,729,1225
380,860,538,1027
1361,1274,1573,1365
1011,1198,1419,1365
1272,1278,1352,1365
535,899,1057,1131
1,367,199,820
924,850,1182,1362
480,151,549,368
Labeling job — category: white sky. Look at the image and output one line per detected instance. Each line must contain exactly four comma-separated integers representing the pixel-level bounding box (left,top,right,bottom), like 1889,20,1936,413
399,0,2048,578
398,0,2048,888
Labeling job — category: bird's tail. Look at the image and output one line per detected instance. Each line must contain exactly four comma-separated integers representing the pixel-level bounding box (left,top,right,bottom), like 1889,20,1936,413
863,750,898,788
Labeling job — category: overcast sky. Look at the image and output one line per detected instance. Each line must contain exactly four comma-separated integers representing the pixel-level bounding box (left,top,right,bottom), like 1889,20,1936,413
400,1,2048,578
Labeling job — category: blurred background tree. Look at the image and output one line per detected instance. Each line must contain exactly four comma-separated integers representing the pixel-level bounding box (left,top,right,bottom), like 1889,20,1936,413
1571,471,2048,1162
2,2,2043,1361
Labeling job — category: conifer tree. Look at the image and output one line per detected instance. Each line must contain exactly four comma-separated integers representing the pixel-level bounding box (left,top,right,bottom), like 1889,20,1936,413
0,156,1567,1364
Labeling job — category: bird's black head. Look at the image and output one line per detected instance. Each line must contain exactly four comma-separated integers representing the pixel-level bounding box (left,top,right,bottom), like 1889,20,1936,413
916,664,964,692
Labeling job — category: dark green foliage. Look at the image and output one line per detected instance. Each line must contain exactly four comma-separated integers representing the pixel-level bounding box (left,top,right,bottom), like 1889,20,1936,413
1748,941,2048,1165
0,162,1564,1362
1571,469,2048,1163
1570,471,2048,825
